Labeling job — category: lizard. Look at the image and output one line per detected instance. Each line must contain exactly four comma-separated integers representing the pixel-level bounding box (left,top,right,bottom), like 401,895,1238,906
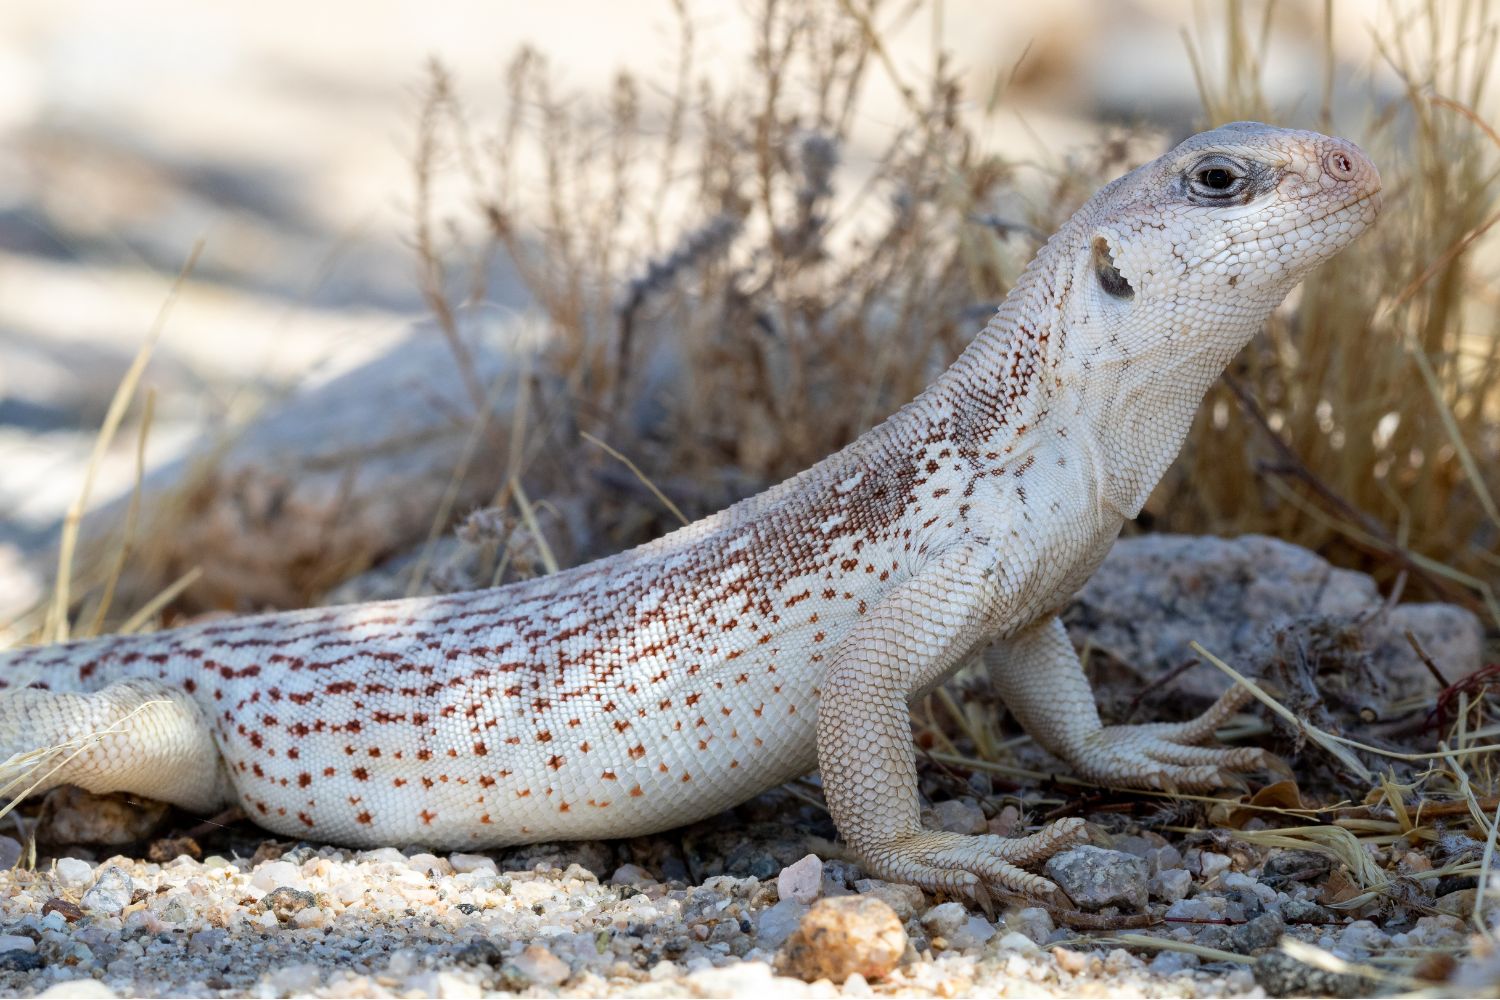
1,122,1380,901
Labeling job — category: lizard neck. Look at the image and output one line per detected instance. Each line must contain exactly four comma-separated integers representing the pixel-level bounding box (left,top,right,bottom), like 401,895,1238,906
913,249,1257,522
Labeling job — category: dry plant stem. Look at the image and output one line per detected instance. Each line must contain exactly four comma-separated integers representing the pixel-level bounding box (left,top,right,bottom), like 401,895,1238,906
47,241,203,644
1222,373,1468,610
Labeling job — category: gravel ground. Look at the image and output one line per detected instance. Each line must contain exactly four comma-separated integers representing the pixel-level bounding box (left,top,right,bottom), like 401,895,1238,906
0,784,1483,999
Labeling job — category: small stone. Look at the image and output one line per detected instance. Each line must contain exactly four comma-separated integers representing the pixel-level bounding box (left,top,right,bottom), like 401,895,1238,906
0,835,20,870
988,804,1021,836
1146,844,1184,875
777,854,824,905
449,853,498,876
1164,896,1229,922
1199,851,1233,879
1281,898,1335,924
1255,950,1367,998
1150,868,1192,902
920,901,970,938
1005,906,1054,944
511,943,570,986
852,878,926,921
1261,850,1331,886
0,949,43,972
260,886,318,922
267,963,322,995
250,859,303,892
1217,913,1285,955
80,865,133,916
407,852,450,875
1149,949,1199,975
1436,888,1477,918
0,935,35,953
54,857,93,888
685,961,776,997
147,836,202,863
926,798,987,834
1043,845,1148,911
1052,946,1089,974
1337,919,1388,955
756,899,810,950
989,931,1038,954
610,863,654,886
776,896,907,984
36,981,117,999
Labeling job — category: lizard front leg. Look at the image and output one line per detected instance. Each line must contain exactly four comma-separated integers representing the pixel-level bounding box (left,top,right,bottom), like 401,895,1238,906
986,616,1266,790
817,547,1086,901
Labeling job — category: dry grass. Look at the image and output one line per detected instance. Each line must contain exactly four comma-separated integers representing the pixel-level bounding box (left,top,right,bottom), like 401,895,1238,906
409,0,1500,627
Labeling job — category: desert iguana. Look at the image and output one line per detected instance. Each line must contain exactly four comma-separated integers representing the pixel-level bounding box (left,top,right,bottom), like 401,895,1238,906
2,123,1380,900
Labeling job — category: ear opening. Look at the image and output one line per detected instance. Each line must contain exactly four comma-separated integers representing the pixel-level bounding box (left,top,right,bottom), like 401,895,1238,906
1091,236,1135,300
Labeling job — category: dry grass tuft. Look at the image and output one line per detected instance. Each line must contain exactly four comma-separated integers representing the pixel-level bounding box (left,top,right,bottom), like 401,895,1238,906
408,0,1500,627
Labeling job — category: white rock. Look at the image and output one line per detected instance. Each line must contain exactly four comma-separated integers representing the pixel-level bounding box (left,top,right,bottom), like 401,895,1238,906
610,863,654,886
778,854,824,905
512,943,570,986
1199,852,1233,879
250,860,304,892
992,931,1040,953
1150,869,1192,902
685,960,777,997
1004,906,1055,944
267,963,322,995
448,853,497,876
37,982,118,999
0,934,34,952
54,857,93,888
920,901,970,937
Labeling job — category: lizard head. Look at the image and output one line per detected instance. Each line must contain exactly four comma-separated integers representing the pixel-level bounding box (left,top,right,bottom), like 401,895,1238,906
1061,121,1381,369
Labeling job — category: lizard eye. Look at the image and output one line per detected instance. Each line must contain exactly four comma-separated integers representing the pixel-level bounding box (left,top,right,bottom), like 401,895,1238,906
1186,155,1250,200
1092,237,1134,300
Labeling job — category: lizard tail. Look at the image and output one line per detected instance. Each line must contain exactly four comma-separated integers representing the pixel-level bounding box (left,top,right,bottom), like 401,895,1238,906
0,678,229,816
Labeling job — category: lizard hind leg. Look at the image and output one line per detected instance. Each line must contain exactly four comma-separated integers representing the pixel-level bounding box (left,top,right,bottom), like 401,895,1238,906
1,678,228,815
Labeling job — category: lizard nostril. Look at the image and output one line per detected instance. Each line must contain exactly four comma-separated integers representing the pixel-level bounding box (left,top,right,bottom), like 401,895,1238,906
1325,150,1356,180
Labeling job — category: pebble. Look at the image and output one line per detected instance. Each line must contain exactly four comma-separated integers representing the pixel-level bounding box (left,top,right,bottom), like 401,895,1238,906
777,853,824,904
756,898,810,950
852,878,925,921
0,835,21,870
776,896,906,984
80,866,133,916
1150,868,1192,902
1198,851,1233,880
36,982,118,999
260,886,318,922
990,931,1039,954
1005,906,1055,944
1164,896,1230,921
53,858,93,888
0,934,35,953
512,943,570,986
926,798,988,834
249,859,303,892
1043,845,1148,911
448,853,498,876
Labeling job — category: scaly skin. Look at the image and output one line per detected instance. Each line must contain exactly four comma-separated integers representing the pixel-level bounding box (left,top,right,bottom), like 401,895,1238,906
1,123,1380,900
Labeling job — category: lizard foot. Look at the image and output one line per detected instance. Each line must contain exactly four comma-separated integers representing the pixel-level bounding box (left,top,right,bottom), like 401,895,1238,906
1070,685,1267,792
859,816,1088,902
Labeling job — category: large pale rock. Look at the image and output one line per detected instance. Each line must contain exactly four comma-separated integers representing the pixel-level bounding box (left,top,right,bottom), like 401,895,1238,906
48,334,526,614
1066,534,1482,709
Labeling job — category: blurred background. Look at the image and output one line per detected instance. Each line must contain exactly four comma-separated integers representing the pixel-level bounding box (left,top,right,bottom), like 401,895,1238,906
0,0,1495,636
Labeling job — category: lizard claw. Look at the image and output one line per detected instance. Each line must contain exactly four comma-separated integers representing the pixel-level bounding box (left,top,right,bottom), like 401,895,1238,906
1068,687,1267,793
858,816,1088,903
